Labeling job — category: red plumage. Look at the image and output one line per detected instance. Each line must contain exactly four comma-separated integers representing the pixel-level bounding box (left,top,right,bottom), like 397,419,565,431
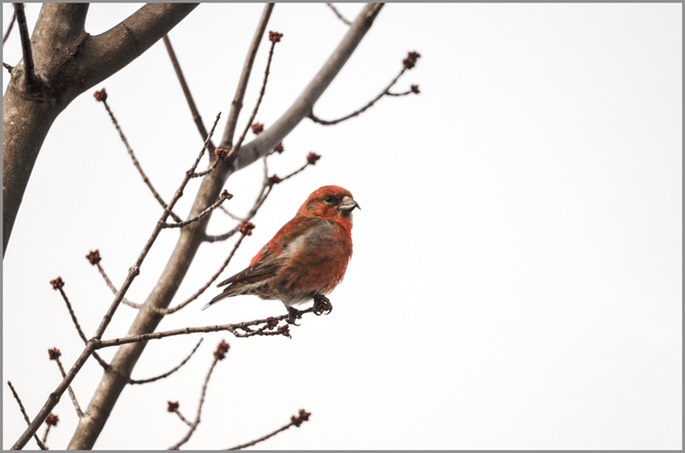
205,185,359,312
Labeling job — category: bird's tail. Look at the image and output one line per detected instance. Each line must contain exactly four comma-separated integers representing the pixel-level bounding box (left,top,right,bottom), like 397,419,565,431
201,291,227,311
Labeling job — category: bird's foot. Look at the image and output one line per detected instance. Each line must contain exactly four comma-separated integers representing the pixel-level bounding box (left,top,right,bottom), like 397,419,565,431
287,306,303,325
313,294,333,316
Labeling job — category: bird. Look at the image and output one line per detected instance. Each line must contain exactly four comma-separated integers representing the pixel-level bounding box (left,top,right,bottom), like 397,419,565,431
204,185,359,323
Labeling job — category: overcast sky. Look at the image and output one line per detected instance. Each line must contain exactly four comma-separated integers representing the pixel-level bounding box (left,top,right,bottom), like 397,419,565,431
2,3,682,450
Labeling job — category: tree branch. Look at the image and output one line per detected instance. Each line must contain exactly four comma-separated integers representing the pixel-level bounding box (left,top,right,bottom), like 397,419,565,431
162,231,249,314
78,4,198,92
226,31,282,161
95,89,183,223
7,381,48,450
13,114,221,450
163,34,215,150
228,409,311,450
129,339,203,385
309,67,408,125
48,348,84,418
231,3,384,171
169,342,228,450
326,3,352,26
3,7,17,44
220,3,274,149
13,3,38,90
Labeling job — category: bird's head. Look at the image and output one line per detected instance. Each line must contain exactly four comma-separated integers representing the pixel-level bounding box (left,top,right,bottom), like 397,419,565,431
298,185,360,222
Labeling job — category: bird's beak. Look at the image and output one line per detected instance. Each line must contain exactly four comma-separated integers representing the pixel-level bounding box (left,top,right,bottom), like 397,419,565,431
339,195,360,213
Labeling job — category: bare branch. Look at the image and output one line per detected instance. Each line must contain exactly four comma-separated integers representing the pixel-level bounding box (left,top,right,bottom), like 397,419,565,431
13,3,38,90
13,114,221,451
162,191,232,229
231,3,384,171
326,3,352,26
163,34,215,150
309,63,415,126
48,348,84,418
168,403,193,428
7,381,48,450
52,280,111,371
226,31,282,162
92,260,143,310
3,8,17,44
228,409,312,450
94,312,311,348
129,339,203,385
77,4,198,91
221,3,274,148
169,341,229,450
163,231,249,314
95,89,183,223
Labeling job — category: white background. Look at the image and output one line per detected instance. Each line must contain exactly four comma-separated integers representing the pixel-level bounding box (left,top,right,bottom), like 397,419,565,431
2,3,682,450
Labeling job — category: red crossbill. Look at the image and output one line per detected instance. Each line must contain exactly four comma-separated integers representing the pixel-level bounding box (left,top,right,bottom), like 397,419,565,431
204,185,359,321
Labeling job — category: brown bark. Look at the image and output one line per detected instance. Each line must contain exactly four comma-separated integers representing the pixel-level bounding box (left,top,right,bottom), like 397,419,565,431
3,3,198,255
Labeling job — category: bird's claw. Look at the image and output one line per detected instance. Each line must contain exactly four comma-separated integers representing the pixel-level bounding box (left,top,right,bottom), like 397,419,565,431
313,294,333,316
287,306,303,325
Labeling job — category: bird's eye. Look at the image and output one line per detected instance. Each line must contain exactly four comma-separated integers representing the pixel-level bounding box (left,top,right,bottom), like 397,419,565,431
324,195,339,205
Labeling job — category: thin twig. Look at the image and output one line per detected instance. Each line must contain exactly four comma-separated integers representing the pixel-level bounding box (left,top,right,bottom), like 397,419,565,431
49,350,84,417
97,95,183,223
3,8,17,44
227,33,281,161
41,424,52,445
13,3,38,90
221,3,274,148
163,34,215,151
163,232,249,314
227,409,311,450
207,154,315,243
94,310,317,348
162,192,231,229
309,67,408,125
170,406,193,428
230,3,385,172
169,345,227,450
7,381,48,450
190,158,222,178
94,261,143,309
55,285,111,371
129,339,203,384
326,3,352,26
205,185,271,243
13,114,222,450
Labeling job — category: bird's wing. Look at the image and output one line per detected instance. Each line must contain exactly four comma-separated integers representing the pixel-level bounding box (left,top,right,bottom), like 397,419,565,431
216,215,327,288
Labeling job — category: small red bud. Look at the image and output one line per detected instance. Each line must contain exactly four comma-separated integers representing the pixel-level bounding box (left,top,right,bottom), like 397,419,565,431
402,51,421,70
45,413,59,427
86,250,101,265
214,147,230,160
291,409,310,427
214,339,230,360
50,277,64,290
93,89,108,102
268,31,283,43
167,401,179,412
48,348,61,360
306,152,321,165
239,221,255,236
274,142,284,154
250,122,264,135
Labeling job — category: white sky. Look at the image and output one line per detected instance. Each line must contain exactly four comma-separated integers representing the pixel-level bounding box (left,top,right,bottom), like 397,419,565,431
2,3,682,450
